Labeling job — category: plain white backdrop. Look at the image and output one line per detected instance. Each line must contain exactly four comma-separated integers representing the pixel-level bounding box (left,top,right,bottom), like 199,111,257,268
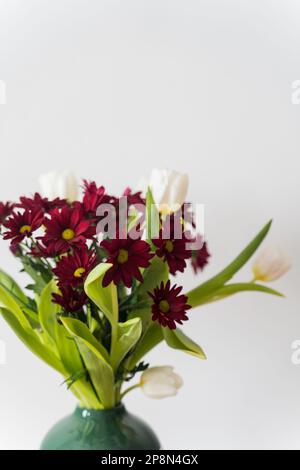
0,0,299,450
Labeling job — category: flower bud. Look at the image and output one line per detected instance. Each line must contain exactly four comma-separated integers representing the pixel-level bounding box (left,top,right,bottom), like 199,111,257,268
148,169,189,214
252,246,291,282
39,171,78,202
141,366,183,399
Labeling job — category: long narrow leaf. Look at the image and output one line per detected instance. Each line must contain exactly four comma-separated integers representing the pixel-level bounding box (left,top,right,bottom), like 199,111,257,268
197,282,284,306
187,220,273,308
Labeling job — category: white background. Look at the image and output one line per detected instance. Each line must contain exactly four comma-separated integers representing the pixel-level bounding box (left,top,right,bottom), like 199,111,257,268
0,0,299,450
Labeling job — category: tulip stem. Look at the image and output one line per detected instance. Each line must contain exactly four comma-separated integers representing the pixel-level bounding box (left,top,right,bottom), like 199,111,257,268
120,383,141,400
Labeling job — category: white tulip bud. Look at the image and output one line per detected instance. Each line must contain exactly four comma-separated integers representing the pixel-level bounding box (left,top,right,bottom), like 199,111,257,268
39,171,78,202
148,169,189,214
140,366,183,399
252,246,291,282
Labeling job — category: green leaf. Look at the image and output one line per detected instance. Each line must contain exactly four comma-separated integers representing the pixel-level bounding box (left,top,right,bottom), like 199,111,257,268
39,282,101,408
0,285,31,330
163,328,207,360
84,263,118,327
111,318,142,371
0,307,66,374
38,280,60,341
20,256,50,295
60,317,109,362
0,269,28,305
201,282,284,305
127,322,164,369
146,187,160,244
187,220,273,308
61,317,115,409
137,257,169,299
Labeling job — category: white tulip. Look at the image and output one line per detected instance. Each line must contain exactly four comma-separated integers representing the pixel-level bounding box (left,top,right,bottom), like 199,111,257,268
252,246,291,282
140,366,183,399
148,169,189,214
39,171,78,202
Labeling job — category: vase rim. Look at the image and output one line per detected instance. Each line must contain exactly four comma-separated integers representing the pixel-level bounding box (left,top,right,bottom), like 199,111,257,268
75,402,125,418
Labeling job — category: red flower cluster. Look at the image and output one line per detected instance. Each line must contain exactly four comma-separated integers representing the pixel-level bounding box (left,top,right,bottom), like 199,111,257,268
17,193,66,213
0,178,210,328
149,280,191,329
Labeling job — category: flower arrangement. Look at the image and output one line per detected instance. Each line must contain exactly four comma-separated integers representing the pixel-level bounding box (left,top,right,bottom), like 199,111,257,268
0,169,290,409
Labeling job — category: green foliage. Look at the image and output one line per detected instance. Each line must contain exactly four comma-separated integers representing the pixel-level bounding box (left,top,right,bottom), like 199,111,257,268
187,220,275,308
163,327,207,360
0,219,286,408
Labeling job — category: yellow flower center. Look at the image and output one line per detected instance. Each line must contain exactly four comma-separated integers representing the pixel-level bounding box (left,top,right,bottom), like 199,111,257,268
20,225,31,234
62,228,75,241
159,300,170,313
117,249,129,264
73,267,86,278
165,240,174,253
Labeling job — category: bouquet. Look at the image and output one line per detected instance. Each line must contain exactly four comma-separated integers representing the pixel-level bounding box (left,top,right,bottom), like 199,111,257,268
0,169,290,409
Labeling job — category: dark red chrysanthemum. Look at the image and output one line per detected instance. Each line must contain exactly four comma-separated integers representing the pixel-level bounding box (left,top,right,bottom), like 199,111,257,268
0,202,14,226
42,206,95,254
101,237,153,288
29,239,63,258
3,209,44,246
82,180,107,214
148,280,191,329
123,188,145,207
152,224,193,275
53,246,97,287
17,193,67,213
52,286,87,313
191,236,210,274
152,215,193,275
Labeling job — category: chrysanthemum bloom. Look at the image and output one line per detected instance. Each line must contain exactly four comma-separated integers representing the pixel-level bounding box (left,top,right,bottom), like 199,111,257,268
123,187,145,207
52,286,87,313
0,202,14,227
3,209,44,246
152,224,192,275
82,180,107,215
148,280,191,329
53,246,97,287
191,236,210,274
101,237,153,288
29,239,64,258
42,206,95,254
17,193,66,213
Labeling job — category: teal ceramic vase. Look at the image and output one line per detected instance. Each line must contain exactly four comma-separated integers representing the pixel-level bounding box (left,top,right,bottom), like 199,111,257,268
40,404,161,450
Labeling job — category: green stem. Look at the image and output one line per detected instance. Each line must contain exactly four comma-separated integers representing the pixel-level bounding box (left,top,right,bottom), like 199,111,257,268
120,383,141,400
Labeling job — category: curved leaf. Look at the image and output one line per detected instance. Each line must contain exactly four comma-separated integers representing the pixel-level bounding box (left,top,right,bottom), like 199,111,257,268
163,327,207,360
60,317,109,362
0,307,66,374
111,318,142,371
84,263,118,327
0,285,31,330
0,269,28,305
137,257,169,299
39,282,101,408
187,220,273,308
61,317,115,408
197,282,284,306
127,322,163,369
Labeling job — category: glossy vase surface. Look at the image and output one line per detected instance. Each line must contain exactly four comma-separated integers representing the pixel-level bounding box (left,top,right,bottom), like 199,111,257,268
40,404,161,450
